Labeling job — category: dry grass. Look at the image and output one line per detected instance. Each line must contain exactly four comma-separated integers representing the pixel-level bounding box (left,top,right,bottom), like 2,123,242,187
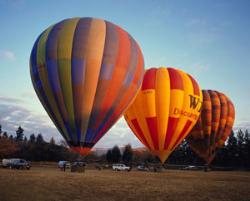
0,166,249,201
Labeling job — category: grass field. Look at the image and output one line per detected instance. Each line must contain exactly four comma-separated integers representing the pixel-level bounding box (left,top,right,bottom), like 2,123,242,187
0,166,249,201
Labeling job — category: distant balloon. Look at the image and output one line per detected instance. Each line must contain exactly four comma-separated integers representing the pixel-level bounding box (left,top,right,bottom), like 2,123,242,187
187,90,235,164
30,17,144,155
124,67,202,163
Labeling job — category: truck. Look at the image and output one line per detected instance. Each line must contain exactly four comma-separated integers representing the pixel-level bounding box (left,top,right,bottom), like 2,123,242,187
112,164,131,171
2,158,31,170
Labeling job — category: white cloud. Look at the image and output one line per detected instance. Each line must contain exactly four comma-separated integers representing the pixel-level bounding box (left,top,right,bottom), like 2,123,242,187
0,50,16,61
0,96,144,148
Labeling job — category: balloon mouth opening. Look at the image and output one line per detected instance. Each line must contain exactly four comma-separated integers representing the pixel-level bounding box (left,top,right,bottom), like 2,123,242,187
71,147,92,156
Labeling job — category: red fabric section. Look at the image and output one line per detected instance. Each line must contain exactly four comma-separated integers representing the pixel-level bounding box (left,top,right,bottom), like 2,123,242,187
131,119,150,148
146,117,159,150
187,74,200,96
141,68,156,90
164,117,179,149
171,120,192,150
168,68,184,90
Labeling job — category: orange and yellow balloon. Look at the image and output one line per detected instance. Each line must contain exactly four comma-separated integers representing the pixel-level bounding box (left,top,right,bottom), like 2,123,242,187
124,67,202,163
187,90,235,164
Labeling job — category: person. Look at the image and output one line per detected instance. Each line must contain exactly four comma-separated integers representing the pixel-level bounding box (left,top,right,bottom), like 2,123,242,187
63,162,66,172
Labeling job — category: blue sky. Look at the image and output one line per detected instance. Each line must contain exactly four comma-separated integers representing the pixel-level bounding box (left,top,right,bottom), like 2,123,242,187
0,0,250,148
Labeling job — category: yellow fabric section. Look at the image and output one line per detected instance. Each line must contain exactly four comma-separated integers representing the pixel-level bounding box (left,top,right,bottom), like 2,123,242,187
130,91,155,150
155,67,170,150
124,111,147,145
152,150,171,163
141,90,156,117
169,72,191,150
57,18,80,137
36,26,69,141
169,90,184,117
80,19,106,139
171,71,202,151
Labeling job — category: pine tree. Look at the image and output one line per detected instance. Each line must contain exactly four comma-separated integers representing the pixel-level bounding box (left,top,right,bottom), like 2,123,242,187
111,146,121,163
106,149,112,163
16,126,24,142
29,134,36,143
122,144,133,164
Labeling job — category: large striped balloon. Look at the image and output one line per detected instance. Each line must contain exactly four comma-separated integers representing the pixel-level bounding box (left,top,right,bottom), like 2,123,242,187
30,17,144,155
124,67,202,163
187,90,235,164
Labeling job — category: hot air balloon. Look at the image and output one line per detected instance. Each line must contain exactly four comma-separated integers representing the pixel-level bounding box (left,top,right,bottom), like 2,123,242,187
187,90,235,165
124,67,202,163
30,17,144,156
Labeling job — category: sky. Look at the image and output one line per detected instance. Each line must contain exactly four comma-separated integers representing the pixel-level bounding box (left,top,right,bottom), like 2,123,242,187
0,0,250,148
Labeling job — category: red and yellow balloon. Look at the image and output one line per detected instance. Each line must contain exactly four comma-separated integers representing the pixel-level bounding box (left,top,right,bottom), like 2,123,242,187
124,67,202,163
187,90,235,164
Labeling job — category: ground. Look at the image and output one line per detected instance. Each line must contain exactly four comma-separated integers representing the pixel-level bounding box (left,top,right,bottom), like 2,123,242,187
0,165,249,201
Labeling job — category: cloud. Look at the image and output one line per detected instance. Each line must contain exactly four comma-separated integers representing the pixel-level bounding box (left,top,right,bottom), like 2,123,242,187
0,96,143,148
95,118,144,148
0,50,16,61
233,120,250,132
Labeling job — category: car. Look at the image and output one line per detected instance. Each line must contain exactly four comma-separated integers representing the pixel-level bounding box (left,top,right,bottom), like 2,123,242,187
182,165,199,170
112,164,131,171
71,161,86,173
58,161,71,169
2,158,31,170
137,165,149,171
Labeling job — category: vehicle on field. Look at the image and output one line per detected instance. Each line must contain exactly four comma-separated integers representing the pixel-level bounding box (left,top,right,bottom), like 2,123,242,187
71,161,86,173
58,161,71,169
112,164,131,171
182,165,199,170
2,158,31,170
137,164,149,171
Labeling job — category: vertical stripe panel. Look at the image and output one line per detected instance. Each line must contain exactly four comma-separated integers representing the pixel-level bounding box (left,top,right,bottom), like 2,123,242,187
57,18,79,139
79,18,106,141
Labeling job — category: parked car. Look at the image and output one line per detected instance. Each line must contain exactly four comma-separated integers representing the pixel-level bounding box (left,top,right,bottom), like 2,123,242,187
58,161,71,169
112,164,131,171
137,165,149,171
71,161,86,173
182,165,199,170
2,158,31,170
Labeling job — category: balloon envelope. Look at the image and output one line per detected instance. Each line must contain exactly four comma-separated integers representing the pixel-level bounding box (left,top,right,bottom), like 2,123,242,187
187,90,235,164
124,67,202,163
30,17,144,155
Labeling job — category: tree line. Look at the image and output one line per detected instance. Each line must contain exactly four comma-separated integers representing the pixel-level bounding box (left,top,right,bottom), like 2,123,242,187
0,124,249,169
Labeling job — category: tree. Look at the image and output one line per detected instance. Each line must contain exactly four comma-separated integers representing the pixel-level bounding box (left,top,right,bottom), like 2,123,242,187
49,137,55,145
0,138,19,158
111,146,121,163
106,149,112,163
29,134,36,143
16,126,24,142
122,144,133,164
9,135,14,141
3,132,8,138
36,134,44,145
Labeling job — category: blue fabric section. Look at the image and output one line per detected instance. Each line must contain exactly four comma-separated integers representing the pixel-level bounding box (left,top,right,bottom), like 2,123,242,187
123,37,138,87
100,63,115,80
30,33,65,138
71,58,85,84
45,21,74,141
71,58,85,142
71,18,92,143
85,129,94,143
